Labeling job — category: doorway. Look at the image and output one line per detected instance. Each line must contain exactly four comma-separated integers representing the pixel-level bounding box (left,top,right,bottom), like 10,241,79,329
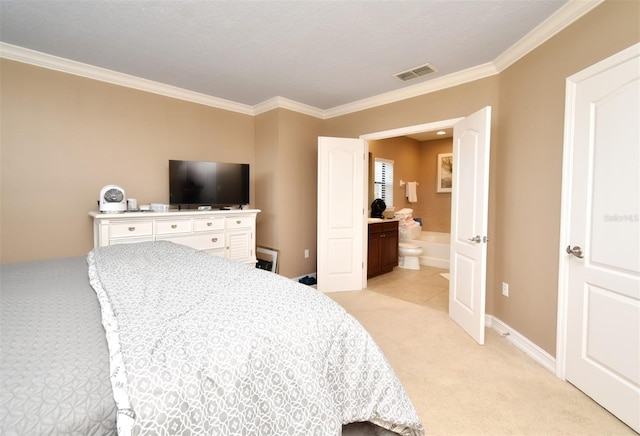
361,108,492,345
318,108,492,343
366,129,454,302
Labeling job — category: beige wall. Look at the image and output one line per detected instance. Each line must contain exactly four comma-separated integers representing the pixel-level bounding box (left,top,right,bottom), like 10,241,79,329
279,109,323,278
254,110,280,252
255,108,322,278
1,0,637,356
418,138,453,233
0,59,255,263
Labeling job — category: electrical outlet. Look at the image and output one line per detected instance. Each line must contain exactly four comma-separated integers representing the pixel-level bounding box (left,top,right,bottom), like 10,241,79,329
304,249,309,259
502,282,509,297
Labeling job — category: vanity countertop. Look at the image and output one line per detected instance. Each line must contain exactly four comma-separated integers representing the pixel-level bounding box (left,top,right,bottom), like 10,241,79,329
368,218,399,224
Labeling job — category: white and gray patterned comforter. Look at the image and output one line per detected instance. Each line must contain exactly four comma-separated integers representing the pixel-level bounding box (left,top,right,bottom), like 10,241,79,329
88,241,424,436
1,257,117,435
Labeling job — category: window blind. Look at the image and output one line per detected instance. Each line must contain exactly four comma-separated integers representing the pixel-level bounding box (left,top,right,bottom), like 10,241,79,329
374,158,394,207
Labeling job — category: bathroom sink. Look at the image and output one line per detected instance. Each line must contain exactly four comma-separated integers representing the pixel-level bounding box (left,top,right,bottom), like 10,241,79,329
367,218,384,223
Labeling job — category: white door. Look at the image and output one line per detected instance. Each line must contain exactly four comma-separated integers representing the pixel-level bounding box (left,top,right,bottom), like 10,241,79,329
449,106,492,345
317,137,366,292
559,44,639,432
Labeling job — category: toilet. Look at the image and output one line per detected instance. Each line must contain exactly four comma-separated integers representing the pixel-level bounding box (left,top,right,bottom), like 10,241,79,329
396,211,423,270
398,242,422,270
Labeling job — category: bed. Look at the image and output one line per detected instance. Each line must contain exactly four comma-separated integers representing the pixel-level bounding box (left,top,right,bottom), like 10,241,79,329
1,241,424,435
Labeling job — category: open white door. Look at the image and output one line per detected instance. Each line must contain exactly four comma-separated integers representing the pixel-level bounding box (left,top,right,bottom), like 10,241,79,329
559,44,639,432
317,136,366,292
449,106,492,344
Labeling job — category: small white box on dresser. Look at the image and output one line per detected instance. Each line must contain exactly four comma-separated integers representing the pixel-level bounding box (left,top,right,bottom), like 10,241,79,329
89,209,260,265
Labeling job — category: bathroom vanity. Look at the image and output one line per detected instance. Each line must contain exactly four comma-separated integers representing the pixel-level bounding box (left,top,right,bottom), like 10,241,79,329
367,220,399,278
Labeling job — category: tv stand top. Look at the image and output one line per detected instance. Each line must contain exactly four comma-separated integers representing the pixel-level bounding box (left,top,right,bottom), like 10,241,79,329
89,209,260,219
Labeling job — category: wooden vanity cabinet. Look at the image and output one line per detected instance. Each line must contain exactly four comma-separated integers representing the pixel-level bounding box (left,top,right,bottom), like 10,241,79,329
367,221,399,278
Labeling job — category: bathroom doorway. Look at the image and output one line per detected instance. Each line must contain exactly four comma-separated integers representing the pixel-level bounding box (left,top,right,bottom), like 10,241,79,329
362,118,460,282
360,107,492,344
362,123,456,318
367,129,453,271
318,108,492,344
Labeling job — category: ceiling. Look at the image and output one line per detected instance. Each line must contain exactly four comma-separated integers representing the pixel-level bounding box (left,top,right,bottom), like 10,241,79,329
0,0,571,114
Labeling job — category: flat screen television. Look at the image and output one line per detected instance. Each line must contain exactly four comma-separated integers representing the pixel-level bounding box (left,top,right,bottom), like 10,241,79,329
169,160,250,208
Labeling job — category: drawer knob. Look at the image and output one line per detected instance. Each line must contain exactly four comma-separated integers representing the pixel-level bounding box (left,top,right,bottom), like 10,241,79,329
171,224,177,229
236,220,241,224
206,222,212,226
211,237,218,243
128,227,135,231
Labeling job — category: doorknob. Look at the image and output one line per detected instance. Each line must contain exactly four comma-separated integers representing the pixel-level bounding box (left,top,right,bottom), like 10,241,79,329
468,235,481,243
566,245,584,259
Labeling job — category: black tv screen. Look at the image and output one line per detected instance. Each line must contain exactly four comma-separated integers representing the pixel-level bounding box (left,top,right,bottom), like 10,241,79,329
169,160,249,207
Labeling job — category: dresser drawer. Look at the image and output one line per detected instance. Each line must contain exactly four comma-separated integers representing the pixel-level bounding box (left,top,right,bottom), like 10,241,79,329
158,232,225,251
226,216,252,229
155,219,192,235
109,221,153,239
193,217,225,232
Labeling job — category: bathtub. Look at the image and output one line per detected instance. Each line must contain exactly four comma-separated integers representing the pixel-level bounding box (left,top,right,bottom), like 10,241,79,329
412,231,450,270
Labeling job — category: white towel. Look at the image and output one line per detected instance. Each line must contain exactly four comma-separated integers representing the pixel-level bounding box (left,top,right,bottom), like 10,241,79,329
406,181,418,203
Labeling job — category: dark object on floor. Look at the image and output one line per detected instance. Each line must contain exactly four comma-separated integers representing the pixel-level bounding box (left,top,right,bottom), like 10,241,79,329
299,275,317,285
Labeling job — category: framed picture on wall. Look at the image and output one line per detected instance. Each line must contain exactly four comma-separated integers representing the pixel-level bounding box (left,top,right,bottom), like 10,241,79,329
437,153,453,193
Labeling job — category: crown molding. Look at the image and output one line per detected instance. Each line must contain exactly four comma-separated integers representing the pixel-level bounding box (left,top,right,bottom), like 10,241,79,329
0,42,254,116
253,96,324,118
0,0,603,119
323,62,498,119
493,0,605,72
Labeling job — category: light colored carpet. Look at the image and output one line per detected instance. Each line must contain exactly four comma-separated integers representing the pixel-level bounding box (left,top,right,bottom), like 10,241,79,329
328,266,635,436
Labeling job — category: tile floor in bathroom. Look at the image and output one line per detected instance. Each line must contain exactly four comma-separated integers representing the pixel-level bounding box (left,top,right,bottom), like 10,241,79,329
364,265,450,313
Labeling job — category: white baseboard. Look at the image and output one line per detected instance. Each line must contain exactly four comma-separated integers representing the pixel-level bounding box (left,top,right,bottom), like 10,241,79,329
486,315,556,374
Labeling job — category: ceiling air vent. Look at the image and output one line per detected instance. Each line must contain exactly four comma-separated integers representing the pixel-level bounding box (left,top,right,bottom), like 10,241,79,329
394,63,437,82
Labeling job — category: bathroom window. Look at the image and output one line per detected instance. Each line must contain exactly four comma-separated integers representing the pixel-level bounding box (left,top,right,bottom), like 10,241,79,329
374,158,394,207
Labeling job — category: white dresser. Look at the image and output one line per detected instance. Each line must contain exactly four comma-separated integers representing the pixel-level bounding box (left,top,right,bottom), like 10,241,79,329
89,209,260,265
